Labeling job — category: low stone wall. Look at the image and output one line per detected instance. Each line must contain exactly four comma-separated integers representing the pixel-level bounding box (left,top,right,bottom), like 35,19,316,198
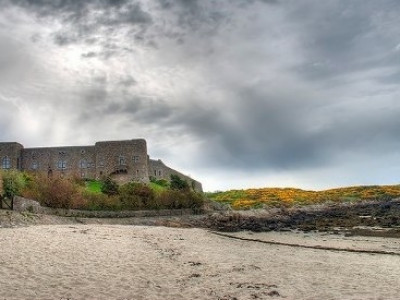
13,196,197,218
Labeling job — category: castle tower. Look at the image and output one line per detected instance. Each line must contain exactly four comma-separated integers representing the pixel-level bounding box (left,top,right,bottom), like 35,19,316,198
95,139,149,183
0,142,24,171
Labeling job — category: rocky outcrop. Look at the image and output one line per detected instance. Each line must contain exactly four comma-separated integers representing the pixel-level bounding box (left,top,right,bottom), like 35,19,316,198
201,199,400,232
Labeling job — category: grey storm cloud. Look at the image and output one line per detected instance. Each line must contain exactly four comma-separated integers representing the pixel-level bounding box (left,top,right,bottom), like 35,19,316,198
290,0,400,81
1,0,400,190
9,0,153,50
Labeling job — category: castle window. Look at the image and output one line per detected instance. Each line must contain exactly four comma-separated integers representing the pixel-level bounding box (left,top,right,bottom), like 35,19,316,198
154,170,157,176
1,157,11,169
133,156,140,163
79,159,87,169
31,161,39,170
57,160,67,170
119,155,126,166
158,170,162,176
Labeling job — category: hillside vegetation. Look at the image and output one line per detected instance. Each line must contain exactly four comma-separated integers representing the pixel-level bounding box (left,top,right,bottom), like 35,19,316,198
207,185,400,210
0,171,203,211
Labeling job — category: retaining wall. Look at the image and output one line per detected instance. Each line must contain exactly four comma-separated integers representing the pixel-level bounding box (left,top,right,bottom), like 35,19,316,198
13,196,198,218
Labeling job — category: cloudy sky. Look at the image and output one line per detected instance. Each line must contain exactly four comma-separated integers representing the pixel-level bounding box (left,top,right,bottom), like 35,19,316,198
1,0,400,191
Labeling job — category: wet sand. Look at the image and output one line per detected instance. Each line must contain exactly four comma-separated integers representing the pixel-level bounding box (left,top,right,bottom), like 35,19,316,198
1,225,400,299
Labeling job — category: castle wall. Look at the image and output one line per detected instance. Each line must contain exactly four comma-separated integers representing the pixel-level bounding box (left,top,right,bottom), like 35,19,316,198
0,140,201,189
21,146,96,179
149,159,203,192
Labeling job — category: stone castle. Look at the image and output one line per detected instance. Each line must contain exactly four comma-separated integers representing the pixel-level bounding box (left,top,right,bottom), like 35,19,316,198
0,139,202,191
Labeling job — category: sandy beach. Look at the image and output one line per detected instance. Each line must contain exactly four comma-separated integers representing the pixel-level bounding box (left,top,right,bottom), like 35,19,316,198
0,225,399,299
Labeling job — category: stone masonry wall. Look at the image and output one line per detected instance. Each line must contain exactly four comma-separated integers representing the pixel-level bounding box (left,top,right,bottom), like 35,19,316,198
95,139,149,183
22,146,96,179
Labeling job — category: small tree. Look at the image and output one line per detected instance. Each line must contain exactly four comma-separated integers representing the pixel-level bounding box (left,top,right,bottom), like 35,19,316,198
101,177,119,196
1,170,26,199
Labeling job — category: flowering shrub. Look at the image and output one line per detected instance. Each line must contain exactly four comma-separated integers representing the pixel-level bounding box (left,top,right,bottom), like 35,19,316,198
209,185,400,210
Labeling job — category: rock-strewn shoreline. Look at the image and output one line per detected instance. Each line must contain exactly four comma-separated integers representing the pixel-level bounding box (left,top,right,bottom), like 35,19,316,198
199,198,400,237
2,198,400,237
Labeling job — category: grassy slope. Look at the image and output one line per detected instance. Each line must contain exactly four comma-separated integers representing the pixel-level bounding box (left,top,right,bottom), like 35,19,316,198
207,185,400,209
149,182,168,194
85,180,168,194
85,180,103,194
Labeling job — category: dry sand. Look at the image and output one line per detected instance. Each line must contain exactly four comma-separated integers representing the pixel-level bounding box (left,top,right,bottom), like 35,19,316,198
1,225,400,300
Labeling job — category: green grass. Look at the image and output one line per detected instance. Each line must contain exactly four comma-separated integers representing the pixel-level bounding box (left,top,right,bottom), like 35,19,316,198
85,180,103,194
149,182,168,193
85,179,168,195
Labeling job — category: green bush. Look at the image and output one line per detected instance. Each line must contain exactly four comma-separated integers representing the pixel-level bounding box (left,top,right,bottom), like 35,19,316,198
22,175,86,209
84,191,121,211
1,170,27,199
186,191,204,209
158,190,183,209
150,177,169,187
119,182,156,210
156,190,204,210
118,183,142,210
170,174,189,191
101,177,119,196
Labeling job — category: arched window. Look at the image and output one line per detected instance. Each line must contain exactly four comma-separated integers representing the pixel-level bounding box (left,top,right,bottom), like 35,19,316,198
1,157,11,169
